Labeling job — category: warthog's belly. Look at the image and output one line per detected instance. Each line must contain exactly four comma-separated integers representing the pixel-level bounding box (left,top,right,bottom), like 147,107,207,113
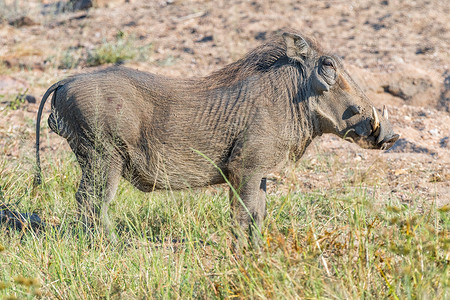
122,158,228,192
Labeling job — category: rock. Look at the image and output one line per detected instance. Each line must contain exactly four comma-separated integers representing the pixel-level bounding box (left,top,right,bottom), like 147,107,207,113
394,169,407,175
440,137,449,148
0,204,44,231
183,47,194,54
429,129,439,137
8,16,39,27
387,138,437,156
438,74,450,112
415,46,434,55
382,77,433,101
69,0,127,10
159,0,174,6
22,95,37,104
69,0,93,10
347,64,444,111
254,31,267,41
196,35,214,43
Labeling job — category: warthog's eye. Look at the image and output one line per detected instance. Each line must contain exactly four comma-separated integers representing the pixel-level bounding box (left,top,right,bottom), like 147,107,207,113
322,58,335,68
318,57,337,87
312,56,338,92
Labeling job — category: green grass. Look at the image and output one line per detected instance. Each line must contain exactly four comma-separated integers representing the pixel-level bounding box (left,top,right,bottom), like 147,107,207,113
85,32,151,67
0,151,448,299
53,32,153,69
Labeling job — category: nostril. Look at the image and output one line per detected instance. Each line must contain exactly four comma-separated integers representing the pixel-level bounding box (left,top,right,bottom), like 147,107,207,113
386,134,400,144
380,134,400,150
343,105,362,120
349,105,361,115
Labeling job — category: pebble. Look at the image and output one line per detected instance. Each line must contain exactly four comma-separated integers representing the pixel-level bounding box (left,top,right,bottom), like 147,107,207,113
429,129,439,136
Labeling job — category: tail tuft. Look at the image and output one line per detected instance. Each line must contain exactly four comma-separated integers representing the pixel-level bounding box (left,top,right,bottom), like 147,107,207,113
34,165,42,186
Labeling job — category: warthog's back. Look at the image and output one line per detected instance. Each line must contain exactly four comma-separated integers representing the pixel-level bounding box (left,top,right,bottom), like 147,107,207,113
51,67,247,191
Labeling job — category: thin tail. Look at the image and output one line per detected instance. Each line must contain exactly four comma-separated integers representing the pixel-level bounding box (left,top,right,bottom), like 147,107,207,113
34,80,70,186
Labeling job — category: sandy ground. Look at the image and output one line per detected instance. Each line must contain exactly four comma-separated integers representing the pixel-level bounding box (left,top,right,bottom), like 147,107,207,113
0,0,449,204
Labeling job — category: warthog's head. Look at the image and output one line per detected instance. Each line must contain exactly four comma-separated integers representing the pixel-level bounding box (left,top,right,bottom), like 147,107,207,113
283,32,399,150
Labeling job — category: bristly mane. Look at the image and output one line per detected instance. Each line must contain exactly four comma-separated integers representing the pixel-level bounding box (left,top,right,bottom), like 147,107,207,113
202,31,321,89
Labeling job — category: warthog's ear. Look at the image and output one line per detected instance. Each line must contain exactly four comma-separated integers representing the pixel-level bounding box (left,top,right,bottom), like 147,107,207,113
282,32,310,59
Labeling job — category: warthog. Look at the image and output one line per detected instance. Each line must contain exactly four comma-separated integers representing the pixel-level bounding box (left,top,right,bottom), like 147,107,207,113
35,31,399,243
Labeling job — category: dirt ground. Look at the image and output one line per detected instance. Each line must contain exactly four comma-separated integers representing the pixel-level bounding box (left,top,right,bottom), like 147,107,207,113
0,0,449,204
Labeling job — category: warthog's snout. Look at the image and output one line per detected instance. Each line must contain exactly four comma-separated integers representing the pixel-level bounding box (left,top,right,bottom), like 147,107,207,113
370,105,400,150
348,105,399,150
379,134,400,150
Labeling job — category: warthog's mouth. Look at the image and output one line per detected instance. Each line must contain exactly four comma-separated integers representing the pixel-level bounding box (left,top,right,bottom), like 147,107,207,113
377,133,400,150
346,106,400,150
344,128,399,151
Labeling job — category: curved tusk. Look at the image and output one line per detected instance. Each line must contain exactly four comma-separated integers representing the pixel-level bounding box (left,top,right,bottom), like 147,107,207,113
382,105,389,120
371,107,380,132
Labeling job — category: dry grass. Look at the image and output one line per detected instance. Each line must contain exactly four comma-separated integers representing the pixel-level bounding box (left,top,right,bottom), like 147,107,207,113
0,148,448,299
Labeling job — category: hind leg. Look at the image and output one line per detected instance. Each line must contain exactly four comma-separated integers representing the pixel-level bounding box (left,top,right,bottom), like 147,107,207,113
100,162,121,242
75,149,122,242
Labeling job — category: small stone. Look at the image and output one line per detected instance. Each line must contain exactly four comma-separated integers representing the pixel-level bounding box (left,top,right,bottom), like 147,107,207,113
394,169,407,175
429,129,439,136
392,56,404,64
416,46,434,55
254,31,267,41
196,35,213,43
183,47,194,54
24,95,36,104
8,16,39,27
69,0,93,10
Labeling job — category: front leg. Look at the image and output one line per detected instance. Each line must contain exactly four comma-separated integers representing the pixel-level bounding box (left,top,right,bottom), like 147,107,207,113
229,174,267,248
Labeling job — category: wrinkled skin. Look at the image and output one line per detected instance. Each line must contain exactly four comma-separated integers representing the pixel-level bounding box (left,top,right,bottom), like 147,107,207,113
283,32,399,151
311,57,399,149
35,31,399,245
